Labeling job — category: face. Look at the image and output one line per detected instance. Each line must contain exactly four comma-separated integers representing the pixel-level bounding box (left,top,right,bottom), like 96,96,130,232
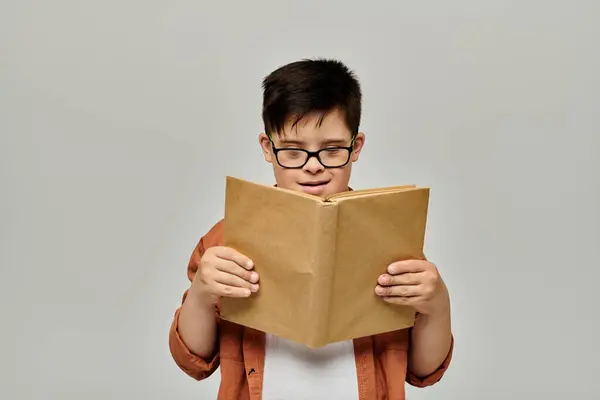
259,108,365,198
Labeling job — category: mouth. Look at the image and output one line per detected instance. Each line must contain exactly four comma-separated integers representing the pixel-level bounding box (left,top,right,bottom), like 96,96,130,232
298,180,330,195
299,180,330,186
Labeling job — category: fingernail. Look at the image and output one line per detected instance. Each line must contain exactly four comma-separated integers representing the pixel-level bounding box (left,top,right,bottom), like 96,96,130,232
251,272,259,282
387,266,395,274
375,286,384,295
251,284,259,292
378,275,388,285
244,289,251,297
247,260,254,269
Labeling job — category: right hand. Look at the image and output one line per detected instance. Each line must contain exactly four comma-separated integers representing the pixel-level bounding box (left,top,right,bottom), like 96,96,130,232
191,246,259,307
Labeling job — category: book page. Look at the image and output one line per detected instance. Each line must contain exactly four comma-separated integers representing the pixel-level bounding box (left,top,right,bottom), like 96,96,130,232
326,184,417,201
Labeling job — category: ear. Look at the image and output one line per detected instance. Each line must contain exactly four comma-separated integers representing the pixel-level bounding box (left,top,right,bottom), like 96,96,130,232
258,133,274,164
350,132,365,162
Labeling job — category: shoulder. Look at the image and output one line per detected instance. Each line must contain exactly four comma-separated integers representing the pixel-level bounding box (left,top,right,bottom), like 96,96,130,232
201,219,224,248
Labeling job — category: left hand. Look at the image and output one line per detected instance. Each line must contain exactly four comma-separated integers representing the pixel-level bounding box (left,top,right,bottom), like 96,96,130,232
375,259,449,316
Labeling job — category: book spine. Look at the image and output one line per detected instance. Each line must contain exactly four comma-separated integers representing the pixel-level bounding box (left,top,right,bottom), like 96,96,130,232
307,201,338,347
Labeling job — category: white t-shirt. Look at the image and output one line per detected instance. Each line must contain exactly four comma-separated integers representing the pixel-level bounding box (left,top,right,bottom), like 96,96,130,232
261,334,359,400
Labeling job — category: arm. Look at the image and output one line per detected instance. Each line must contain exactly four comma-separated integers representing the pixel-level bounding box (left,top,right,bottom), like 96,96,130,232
168,234,220,381
178,283,219,360
407,284,453,378
168,220,258,380
376,259,454,386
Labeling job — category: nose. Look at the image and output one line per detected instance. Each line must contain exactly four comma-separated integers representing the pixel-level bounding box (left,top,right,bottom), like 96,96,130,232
303,155,325,174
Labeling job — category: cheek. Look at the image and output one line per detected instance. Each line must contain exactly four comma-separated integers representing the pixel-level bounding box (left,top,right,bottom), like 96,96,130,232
273,167,299,188
336,164,352,179
329,166,352,187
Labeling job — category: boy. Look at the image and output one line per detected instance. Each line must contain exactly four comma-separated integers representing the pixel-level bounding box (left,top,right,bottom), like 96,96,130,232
169,59,453,399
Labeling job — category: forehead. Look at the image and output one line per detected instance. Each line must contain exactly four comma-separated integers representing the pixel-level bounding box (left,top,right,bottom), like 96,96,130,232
274,109,352,145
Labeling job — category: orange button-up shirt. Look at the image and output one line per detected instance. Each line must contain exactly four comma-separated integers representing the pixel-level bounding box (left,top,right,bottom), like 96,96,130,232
169,220,453,399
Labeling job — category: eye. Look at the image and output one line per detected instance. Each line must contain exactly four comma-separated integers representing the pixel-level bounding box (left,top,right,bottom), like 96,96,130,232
285,150,303,158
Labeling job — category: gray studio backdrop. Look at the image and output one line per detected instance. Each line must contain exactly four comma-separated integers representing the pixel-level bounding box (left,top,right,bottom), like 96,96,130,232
1,1,599,399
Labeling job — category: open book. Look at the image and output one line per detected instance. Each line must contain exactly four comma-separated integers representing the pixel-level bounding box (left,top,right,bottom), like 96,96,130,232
220,176,430,348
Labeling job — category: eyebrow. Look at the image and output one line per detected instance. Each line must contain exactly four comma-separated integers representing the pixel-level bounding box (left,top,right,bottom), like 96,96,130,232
278,139,305,146
278,138,350,147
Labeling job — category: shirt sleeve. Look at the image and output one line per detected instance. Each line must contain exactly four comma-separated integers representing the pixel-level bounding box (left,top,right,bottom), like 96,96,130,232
405,334,454,387
168,232,221,381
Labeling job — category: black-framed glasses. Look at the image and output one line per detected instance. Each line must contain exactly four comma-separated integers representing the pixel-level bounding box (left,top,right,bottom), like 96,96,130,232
269,136,356,169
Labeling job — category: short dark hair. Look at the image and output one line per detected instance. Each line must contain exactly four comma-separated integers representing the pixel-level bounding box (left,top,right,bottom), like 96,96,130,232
261,58,362,138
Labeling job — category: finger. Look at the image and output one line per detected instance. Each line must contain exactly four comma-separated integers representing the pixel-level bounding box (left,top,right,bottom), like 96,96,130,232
213,282,252,298
214,270,260,293
214,246,254,270
216,260,259,283
388,260,428,275
378,273,421,286
375,284,421,298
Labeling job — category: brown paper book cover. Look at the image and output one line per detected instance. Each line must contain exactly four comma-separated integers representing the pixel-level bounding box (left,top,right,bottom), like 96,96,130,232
220,176,430,348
